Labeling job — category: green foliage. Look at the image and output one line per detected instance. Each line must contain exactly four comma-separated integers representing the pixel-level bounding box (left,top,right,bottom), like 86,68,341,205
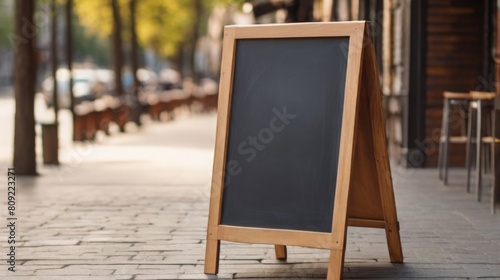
73,0,242,58
73,15,111,67
136,0,193,57
74,0,114,38
0,0,14,47
209,0,244,9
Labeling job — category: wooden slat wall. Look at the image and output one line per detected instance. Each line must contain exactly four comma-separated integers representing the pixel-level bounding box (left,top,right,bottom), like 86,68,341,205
425,0,486,166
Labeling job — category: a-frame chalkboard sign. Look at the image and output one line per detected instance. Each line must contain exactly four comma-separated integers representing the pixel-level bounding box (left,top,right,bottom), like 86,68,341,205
205,21,403,280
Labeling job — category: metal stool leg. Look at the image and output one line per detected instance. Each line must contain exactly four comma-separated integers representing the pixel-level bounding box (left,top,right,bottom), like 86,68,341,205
443,100,451,185
484,110,493,174
438,100,448,180
483,143,489,175
466,104,474,193
492,110,497,214
476,100,483,202
492,142,497,213
460,104,468,136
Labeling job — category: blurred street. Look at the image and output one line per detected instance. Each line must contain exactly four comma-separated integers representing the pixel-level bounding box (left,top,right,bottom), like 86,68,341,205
0,98,499,279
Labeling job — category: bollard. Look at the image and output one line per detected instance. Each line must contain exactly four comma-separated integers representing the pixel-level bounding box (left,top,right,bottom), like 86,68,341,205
41,123,59,165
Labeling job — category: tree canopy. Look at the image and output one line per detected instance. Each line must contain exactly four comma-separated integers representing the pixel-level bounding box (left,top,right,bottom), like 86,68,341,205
73,0,242,58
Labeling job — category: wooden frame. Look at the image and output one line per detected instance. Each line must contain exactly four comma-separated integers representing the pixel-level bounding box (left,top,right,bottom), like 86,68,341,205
205,21,403,280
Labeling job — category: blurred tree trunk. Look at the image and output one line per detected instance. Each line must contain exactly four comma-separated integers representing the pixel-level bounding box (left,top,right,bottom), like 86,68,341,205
253,0,314,22
286,0,314,22
111,0,124,96
66,0,75,140
130,0,139,96
13,0,37,175
129,0,141,126
181,41,189,79
190,0,203,83
174,42,184,76
49,0,59,163
51,0,59,124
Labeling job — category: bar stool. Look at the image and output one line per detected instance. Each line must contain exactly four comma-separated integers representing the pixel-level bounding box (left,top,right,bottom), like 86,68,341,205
438,91,472,185
466,91,495,201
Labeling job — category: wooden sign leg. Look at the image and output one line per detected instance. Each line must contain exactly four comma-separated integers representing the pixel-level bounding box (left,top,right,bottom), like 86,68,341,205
204,239,220,274
364,40,404,263
274,245,287,260
370,81,404,263
327,249,345,280
382,199,403,262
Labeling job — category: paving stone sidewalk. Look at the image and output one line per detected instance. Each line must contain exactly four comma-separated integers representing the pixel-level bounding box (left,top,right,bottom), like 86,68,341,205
1,113,500,280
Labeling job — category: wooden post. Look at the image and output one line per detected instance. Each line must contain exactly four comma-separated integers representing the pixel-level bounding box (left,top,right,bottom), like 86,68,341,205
41,124,59,164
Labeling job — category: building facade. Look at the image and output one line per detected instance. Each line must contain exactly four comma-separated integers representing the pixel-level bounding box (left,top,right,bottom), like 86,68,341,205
324,0,496,167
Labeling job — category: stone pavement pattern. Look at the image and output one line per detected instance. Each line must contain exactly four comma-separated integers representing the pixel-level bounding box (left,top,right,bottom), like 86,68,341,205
0,112,500,280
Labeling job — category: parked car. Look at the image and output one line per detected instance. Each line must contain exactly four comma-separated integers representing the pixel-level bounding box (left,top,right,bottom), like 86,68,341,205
159,68,181,90
122,68,160,92
42,68,100,108
42,68,160,108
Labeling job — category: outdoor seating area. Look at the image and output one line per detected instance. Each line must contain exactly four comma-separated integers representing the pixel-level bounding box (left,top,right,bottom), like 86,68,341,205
438,90,499,213
70,88,219,142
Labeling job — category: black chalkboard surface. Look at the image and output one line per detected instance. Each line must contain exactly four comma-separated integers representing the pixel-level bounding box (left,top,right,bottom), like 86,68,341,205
220,38,349,233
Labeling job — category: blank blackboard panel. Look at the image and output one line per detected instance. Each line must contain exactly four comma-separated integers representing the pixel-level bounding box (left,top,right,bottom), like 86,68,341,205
220,37,349,233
